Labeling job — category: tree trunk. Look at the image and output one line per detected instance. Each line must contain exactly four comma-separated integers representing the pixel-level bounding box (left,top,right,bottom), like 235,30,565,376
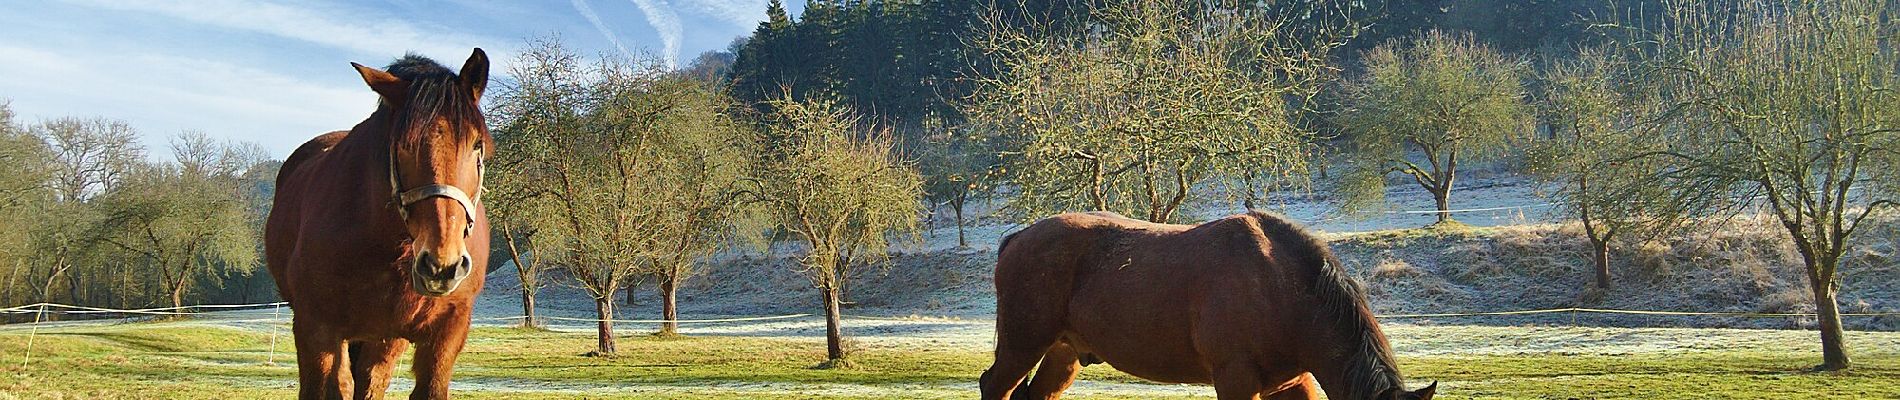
119,267,133,309
1431,186,1452,224
520,290,538,328
626,280,638,306
504,224,537,328
953,194,967,249
171,283,186,310
594,297,617,355
821,283,846,361
1089,156,1107,211
1590,237,1612,289
1810,268,1851,370
39,266,65,322
5,261,21,307
1577,177,1611,290
659,274,680,336
1432,148,1459,225
65,271,81,307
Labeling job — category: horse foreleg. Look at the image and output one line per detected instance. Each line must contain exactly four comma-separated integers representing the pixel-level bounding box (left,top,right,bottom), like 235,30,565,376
1013,342,1083,400
293,324,348,400
408,329,468,400
350,338,411,400
1260,373,1322,400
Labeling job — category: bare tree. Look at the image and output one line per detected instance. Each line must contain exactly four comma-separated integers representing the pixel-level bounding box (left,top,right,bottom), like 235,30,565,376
485,40,578,329
1526,48,1674,289
493,39,662,355
1337,30,1535,225
918,115,996,248
968,1,1349,223
493,38,760,351
1633,0,1900,371
0,101,56,308
22,117,144,309
91,132,263,309
635,82,758,337
36,117,143,203
757,96,923,363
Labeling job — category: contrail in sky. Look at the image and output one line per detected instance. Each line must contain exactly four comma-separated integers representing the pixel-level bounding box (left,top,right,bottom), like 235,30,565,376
571,0,634,59
629,0,683,68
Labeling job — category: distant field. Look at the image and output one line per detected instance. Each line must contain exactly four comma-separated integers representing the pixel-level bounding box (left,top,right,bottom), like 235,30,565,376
2,318,1897,399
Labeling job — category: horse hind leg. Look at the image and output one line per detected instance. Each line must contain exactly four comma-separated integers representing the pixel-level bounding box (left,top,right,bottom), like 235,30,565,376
1011,342,1083,400
980,320,1062,400
981,296,1068,400
350,338,411,400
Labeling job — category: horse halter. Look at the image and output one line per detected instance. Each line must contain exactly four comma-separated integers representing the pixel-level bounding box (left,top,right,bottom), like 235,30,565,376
388,142,484,238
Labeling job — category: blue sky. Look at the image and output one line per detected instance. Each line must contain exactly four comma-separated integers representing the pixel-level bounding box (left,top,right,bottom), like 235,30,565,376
0,0,805,158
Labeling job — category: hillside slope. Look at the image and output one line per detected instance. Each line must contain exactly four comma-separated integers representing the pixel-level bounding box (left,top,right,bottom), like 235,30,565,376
480,214,1900,332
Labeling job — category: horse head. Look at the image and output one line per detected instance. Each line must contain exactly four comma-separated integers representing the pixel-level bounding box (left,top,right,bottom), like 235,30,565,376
352,48,491,297
1377,381,1437,400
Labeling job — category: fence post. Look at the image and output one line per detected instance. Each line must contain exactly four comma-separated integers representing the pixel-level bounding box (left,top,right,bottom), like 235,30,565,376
268,302,282,366
22,303,47,369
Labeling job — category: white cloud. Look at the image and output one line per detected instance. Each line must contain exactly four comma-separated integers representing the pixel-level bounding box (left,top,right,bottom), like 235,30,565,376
571,0,636,60
629,0,685,67
57,0,499,60
0,44,374,158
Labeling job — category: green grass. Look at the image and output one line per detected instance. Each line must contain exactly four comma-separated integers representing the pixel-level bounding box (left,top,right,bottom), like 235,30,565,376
1,322,1895,399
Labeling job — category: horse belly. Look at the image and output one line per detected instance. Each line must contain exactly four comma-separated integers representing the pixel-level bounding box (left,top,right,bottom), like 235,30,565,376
1064,276,1213,384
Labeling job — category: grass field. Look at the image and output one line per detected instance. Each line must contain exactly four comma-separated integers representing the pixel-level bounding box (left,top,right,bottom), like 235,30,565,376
1,319,1897,399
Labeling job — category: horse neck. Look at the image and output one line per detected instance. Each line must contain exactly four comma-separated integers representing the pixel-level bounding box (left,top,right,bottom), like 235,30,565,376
331,109,405,238
1308,310,1406,400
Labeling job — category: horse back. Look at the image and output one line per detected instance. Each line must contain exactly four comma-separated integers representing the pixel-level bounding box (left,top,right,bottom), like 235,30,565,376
992,213,1212,328
995,212,1275,282
276,131,350,189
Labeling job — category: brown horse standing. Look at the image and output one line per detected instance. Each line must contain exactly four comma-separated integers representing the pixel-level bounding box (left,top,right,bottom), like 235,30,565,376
266,49,492,400
982,211,1436,400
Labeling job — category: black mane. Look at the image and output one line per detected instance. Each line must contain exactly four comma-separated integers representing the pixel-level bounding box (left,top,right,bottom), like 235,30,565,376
386,54,457,82
1247,210,1404,399
380,54,484,153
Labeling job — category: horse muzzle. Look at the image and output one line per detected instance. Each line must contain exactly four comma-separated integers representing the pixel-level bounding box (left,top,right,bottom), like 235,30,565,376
410,249,472,297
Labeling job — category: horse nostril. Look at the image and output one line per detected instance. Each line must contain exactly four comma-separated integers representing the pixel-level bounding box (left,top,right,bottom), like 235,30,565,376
413,251,429,272
454,254,472,278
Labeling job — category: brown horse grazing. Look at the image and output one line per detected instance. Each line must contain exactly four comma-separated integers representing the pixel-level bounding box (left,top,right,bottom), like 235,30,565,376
266,49,492,400
981,211,1437,400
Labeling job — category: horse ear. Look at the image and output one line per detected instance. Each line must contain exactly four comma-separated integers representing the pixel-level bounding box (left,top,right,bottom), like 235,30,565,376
460,48,489,99
1375,387,1402,399
1410,381,1438,400
352,62,407,104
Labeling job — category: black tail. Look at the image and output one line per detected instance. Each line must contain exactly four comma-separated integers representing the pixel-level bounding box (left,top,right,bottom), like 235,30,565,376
997,230,1023,256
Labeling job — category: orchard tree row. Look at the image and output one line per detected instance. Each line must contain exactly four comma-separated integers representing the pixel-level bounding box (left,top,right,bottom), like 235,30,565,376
0,103,274,314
